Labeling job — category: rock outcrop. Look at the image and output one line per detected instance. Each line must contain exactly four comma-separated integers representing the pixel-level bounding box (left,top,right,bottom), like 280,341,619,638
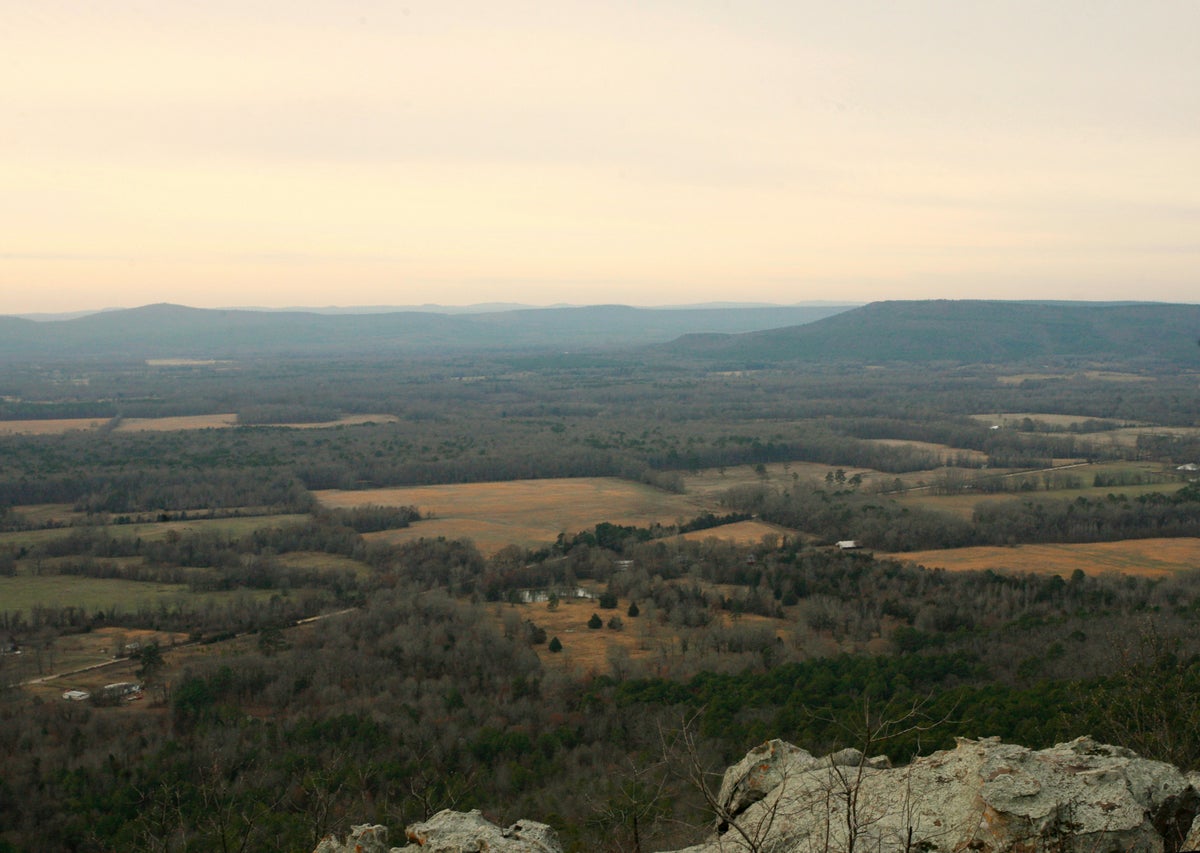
672,736,1200,853
314,809,563,853
314,823,395,853
316,738,1200,853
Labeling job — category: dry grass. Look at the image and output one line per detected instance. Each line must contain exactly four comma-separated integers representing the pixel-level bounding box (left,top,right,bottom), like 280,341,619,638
994,372,1150,386
9,503,92,527
0,413,398,435
508,595,649,675
497,588,787,677
317,478,712,554
285,414,399,429
0,514,307,552
883,537,1200,578
0,418,109,435
684,462,873,499
1076,426,1200,449
145,359,224,366
865,438,988,464
895,463,1186,519
970,412,1133,428
0,573,278,614
994,373,1069,385
676,519,792,545
1081,370,1151,382
274,551,373,578
116,414,238,431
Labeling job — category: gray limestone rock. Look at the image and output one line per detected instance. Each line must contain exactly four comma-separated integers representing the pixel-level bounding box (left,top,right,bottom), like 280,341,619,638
403,808,562,852
313,823,397,853
663,736,1200,853
715,738,819,821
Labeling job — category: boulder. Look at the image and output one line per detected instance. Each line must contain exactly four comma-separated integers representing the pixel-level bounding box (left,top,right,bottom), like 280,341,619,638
404,809,563,852
313,824,396,853
715,738,819,821
666,736,1200,853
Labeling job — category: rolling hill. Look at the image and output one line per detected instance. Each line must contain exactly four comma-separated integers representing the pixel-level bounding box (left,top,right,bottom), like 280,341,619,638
0,303,853,361
657,300,1200,367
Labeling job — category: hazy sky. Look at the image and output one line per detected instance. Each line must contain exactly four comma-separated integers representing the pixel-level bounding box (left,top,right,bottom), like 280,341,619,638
3,1,1198,313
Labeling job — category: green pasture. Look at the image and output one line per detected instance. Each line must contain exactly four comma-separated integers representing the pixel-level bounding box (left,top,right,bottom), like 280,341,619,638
0,513,308,552
0,573,278,615
896,462,1187,518
274,551,373,578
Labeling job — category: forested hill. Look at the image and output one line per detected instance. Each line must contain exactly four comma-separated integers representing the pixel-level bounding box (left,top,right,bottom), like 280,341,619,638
0,303,852,361
658,300,1200,367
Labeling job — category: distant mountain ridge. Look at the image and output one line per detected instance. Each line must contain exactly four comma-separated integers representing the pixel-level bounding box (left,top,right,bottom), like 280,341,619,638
658,300,1200,367
5,300,1197,365
0,302,855,361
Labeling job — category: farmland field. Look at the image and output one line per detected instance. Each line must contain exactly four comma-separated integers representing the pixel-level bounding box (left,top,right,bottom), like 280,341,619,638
676,519,793,545
0,417,109,435
500,585,792,676
894,462,1186,518
274,551,372,578
0,573,277,613
684,461,874,499
116,413,238,431
864,438,988,464
883,537,1200,578
317,477,713,554
0,513,307,551
1075,425,1200,449
970,412,1135,427
0,412,398,435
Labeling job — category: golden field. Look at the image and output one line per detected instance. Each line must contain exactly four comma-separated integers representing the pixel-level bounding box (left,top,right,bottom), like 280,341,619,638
316,477,713,554
883,537,1200,578
0,413,398,434
676,519,792,545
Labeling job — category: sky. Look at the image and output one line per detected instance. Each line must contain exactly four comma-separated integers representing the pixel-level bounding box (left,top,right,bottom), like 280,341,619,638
3,1,1198,314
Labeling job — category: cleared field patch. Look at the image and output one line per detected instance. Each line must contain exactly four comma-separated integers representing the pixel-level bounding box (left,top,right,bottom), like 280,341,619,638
316,478,711,555
0,413,399,435
1076,425,1200,450
116,414,238,431
284,413,399,429
15,626,190,696
0,573,272,614
895,464,1187,519
970,412,1135,428
274,551,372,578
0,514,307,551
685,462,876,500
505,596,649,675
0,417,109,435
883,537,1200,578
8,503,91,527
502,590,785,676
994,373,1152,386
676,519,794,546
145,359,225,366
1081,371,1151,382
995,374,1069,385
865,438,987,464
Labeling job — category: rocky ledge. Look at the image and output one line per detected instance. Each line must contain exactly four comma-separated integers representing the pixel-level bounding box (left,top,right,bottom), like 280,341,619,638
314,809,561,853
315,736,1200,853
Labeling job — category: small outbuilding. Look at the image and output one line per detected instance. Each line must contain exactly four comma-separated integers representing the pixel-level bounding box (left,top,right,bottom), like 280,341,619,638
835,540,861,550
